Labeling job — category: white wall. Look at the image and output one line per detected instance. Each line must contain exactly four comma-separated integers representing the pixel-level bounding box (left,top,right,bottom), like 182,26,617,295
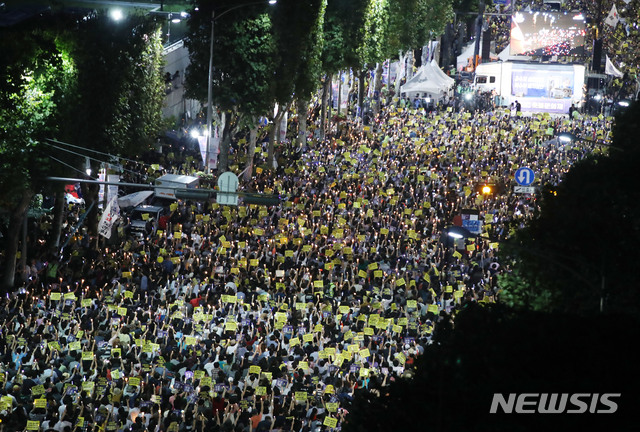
162,40,201,121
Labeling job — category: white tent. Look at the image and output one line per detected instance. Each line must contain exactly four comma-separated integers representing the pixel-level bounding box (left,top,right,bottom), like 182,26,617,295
457,42,477,71
118,190,153,208
400,60,455,101
498,44,531,62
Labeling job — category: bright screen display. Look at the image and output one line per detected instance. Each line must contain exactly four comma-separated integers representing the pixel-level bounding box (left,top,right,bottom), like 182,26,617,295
510,12,586,56
511,64,577,113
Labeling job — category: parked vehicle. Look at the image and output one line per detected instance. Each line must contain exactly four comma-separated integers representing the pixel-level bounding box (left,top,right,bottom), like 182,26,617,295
126,205,166,237
154,174,199,200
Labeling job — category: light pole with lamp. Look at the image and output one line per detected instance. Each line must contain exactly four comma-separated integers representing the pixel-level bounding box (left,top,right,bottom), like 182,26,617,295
556,132,623,152
204,0,277,174
446,225,607,313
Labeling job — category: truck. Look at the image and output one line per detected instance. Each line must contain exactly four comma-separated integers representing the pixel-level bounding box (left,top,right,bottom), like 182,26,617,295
473,61,586,114
154,174,199,200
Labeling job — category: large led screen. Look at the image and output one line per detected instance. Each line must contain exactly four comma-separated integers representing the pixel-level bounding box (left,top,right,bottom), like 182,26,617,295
511,64,577,113
510,12,586,56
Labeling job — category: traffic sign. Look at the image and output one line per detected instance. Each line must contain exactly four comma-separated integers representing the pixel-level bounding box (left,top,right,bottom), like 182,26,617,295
217,172,239,206
515,167,535,186
514,186,536,194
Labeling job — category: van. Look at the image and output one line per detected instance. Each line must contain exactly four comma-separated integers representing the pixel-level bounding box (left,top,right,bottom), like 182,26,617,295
154,174,199,200
127,205,166,237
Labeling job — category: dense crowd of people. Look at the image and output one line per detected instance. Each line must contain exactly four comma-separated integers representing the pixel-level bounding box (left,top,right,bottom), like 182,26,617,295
0,100,612,432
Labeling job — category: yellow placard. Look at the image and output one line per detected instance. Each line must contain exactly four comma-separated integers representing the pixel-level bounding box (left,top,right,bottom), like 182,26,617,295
323,417,338,428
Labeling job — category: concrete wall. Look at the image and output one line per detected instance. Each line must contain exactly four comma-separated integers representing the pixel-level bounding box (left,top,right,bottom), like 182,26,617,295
162,40,200,121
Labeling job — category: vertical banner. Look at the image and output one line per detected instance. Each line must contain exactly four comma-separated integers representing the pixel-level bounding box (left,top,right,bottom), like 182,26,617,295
421,45,429,66
98,169,105,207
340,72,349,110
382,60,390,85
332,80,340,109
209,127,220,169
107,174,119,204
279,111,288,143
197,135,207,165
98,196,120,239
389,62,399,85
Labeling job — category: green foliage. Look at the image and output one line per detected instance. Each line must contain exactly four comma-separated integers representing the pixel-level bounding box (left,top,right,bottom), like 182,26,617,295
498,105,640,314
185,1,278,120
344,303,640,432
271,0,327,105
321,0,369,73
0,25,73,208
496,268,558,312
358,0,390,66
62,15,166,160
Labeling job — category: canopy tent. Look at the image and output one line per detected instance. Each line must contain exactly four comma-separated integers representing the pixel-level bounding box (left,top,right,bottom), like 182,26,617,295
456,42,502,72
498,44,531,62
118,190,153,208
400,60,455,101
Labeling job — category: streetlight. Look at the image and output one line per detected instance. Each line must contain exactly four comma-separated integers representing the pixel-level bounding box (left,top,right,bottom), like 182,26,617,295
110,8,123,21
205,0,277,173
446,225,608,313
556,132,622,151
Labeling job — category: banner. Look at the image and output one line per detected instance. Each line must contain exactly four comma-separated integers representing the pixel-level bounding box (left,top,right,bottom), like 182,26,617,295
197,135,207,165
279,111,288,143
341,72,350,109
97,196,120,239
605,55,624,78
604,5,619,27
210,127,220,170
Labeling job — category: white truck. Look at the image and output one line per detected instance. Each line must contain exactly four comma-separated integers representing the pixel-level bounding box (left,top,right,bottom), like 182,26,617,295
154,174,199,200
473,61,585,114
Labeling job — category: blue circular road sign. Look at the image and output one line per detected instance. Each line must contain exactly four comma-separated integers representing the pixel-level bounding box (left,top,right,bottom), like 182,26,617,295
515,167,535,186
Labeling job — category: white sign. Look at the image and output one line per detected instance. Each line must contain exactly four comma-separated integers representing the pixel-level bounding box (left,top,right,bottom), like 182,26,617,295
217,172,239,206
514,186,536,194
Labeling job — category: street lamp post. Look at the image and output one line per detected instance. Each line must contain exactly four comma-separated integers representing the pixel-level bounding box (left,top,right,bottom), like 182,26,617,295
556,132,623,151
204,0,277,174
205,8,215,174
446,225,607,313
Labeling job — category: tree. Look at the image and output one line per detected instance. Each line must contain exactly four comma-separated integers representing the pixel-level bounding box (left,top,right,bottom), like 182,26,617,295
387,0,454,86
343,303,640,432
498,103,640,315
0,24,75,290
59,14,165,232
267,0,326,167
319,0,369,135
0,14,166,290
185,0,277,173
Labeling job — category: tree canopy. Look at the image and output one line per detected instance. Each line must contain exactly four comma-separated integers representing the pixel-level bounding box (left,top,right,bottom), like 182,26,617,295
498,103,640,315
344,303,639,432
0,13,166,289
